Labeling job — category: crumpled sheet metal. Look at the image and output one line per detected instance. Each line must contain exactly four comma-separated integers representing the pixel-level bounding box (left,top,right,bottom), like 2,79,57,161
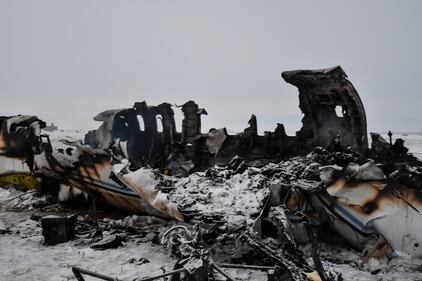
112,163,184,221
318,162,422,258
92,109,125,149
32,138,168,216
206,128,227,156
5,115,43,136
0,115,45,176
0,156,31,175
1,115,45,155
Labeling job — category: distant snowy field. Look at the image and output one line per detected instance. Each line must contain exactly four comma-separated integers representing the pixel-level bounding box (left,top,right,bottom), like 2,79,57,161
379,133,422,160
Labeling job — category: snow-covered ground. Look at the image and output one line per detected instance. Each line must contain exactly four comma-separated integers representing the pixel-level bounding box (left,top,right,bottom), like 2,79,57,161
2,186,422,280
43,129,87,142
0,214,175,281
0,188,176,281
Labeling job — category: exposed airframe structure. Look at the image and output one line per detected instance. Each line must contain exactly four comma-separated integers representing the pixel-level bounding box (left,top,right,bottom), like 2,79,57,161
1,66,422,260
81,66,368,175
282,66,367,151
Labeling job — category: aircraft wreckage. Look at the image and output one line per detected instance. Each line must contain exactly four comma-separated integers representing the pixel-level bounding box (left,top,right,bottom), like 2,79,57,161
1,66,422,280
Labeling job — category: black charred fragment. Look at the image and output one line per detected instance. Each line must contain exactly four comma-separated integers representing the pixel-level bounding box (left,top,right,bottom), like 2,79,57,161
0,115,46,157
362,201,378,214
40,214,77,245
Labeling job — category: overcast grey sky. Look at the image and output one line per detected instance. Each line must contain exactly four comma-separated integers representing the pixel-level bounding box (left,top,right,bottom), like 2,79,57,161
1,1,421,133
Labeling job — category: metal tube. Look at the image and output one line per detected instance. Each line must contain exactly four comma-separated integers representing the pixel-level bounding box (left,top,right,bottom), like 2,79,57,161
211,263,235,281
303,222,332,281
218,263,275,271
72,267,121,281
137,268,186,281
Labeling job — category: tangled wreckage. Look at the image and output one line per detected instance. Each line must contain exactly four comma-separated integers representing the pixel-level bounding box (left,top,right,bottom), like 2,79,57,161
1,66,422,281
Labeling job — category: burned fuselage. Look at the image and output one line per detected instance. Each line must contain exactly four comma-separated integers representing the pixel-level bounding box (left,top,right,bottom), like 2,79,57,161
81,66,368,176
3,66,421,260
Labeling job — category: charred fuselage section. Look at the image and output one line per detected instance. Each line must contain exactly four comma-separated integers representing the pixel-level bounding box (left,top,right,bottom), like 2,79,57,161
282,66,368,152
82,66,368,175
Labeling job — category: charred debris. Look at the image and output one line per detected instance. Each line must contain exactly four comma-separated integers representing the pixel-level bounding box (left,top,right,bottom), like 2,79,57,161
1,66,422,281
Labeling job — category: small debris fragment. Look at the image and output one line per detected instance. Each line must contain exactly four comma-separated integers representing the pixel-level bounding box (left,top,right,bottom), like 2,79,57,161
40,214,77,245
90,234,123,250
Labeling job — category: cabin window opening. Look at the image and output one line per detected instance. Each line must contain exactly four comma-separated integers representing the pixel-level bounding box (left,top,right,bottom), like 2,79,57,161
137,115,145,131
335,105,344,117
156,115,163,132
